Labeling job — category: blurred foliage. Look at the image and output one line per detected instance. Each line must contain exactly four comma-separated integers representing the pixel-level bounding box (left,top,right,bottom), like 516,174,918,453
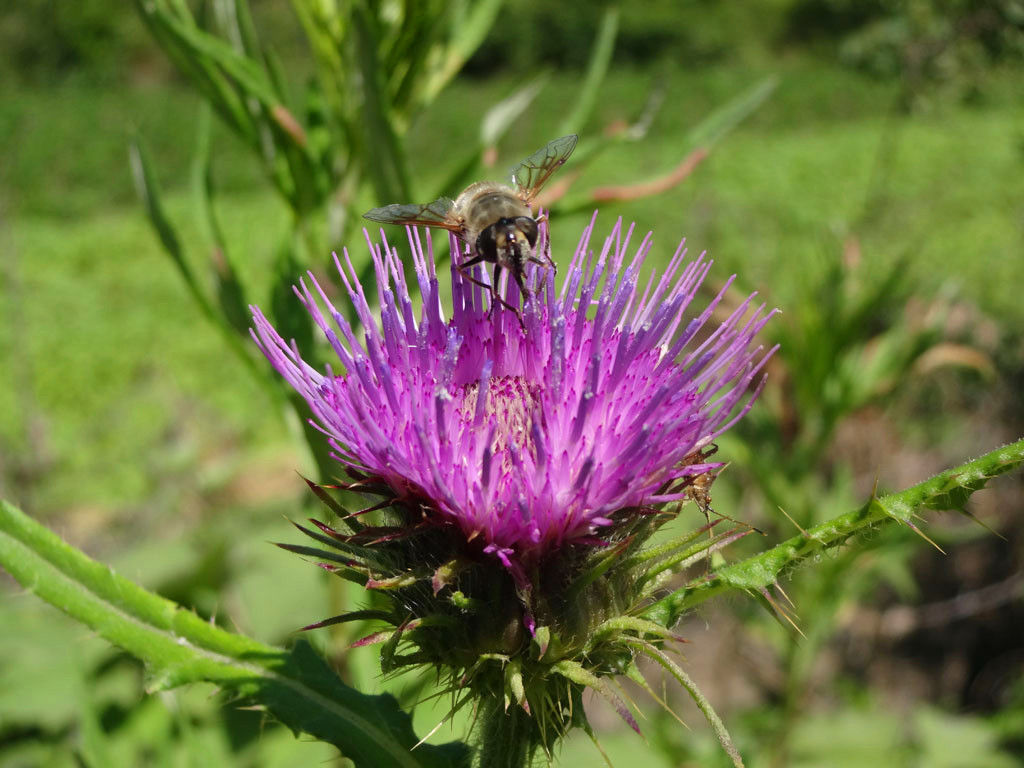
462,0,787,72
823,0,1024,106
0,0,151,84
5,0,1021,89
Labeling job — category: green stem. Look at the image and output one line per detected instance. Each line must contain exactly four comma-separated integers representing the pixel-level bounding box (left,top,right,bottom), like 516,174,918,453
0,500,468,768
644,438,1024,628
476,699,535,768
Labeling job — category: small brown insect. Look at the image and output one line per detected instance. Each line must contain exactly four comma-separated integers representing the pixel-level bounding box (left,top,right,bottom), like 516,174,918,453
363,135,578,317
682,444,719,522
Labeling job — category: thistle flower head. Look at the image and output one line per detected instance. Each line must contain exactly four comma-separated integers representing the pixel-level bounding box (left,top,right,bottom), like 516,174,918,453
251,215,775,759
253,216,772,572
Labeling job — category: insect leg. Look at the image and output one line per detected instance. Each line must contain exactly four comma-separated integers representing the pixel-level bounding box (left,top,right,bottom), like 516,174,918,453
509,265,529,298
460,252,488,269
491,265,526,327
456,264,524,325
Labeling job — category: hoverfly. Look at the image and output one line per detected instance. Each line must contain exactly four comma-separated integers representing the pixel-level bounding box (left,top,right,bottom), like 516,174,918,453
363,135,578,318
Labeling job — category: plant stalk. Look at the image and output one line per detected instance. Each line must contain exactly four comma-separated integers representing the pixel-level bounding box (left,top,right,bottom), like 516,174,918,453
476,699,535,768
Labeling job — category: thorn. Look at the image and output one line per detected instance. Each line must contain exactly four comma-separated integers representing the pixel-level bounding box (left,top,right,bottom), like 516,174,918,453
773,582,798,612
957,508,1007,541
778,506,807,537
584,726,614,768
904,519,946,554
758,587,806,639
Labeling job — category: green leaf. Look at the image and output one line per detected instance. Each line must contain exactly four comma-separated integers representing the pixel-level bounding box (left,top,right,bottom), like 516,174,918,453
129,137,216,324
643,439,1024,629
137,0,325,213
134,0,257,145
131,132,277,398
389,2,447,115
226,0,264,62
191,104,250,337
555,6,619,137
480,73,550,148
352,1,411,205
686,76,778,149
421,0,504,107
0,501,471,768
151,3,280,110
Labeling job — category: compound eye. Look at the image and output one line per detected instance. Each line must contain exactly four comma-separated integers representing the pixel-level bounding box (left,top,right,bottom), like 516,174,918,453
516,217,538,248
475,226,498,261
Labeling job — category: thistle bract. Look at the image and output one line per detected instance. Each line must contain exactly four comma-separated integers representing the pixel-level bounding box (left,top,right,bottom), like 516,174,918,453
251,215,775,762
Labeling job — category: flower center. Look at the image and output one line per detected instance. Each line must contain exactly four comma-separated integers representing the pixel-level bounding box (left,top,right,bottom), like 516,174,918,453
458,375,541,461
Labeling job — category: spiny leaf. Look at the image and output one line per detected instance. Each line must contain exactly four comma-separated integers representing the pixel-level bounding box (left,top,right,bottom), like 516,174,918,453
288,519,390,568
504,657,527,712
532,626,552,660
623,661,688,730
300,609,394,632
621,520,722,570
551,660,640,735
432,556,473,595
274,541,357,567
367,572,423,590
353,629,403,649
642,525,752,583
303,476,365,533
588,616,684,649
313,561,372,586
563,536,634,604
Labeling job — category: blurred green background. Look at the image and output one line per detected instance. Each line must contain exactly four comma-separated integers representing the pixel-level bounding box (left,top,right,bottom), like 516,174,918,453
1,0,1023,766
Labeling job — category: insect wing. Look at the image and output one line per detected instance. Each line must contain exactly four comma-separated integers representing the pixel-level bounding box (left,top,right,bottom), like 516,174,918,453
507,134,578,204
363,197,461,232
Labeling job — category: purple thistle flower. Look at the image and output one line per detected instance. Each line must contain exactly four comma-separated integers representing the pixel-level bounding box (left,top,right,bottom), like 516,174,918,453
251,215,775,578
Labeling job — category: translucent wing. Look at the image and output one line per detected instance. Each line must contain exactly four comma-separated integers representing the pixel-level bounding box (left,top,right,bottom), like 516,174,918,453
507,134,578,204
363,197,461,232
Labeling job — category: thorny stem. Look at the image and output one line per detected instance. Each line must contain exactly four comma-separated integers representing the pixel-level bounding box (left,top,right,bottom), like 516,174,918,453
643,438,1024,628
476,699,535,768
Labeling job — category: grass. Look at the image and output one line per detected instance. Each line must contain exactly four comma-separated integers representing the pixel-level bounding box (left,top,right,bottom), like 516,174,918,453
1,194,292,520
